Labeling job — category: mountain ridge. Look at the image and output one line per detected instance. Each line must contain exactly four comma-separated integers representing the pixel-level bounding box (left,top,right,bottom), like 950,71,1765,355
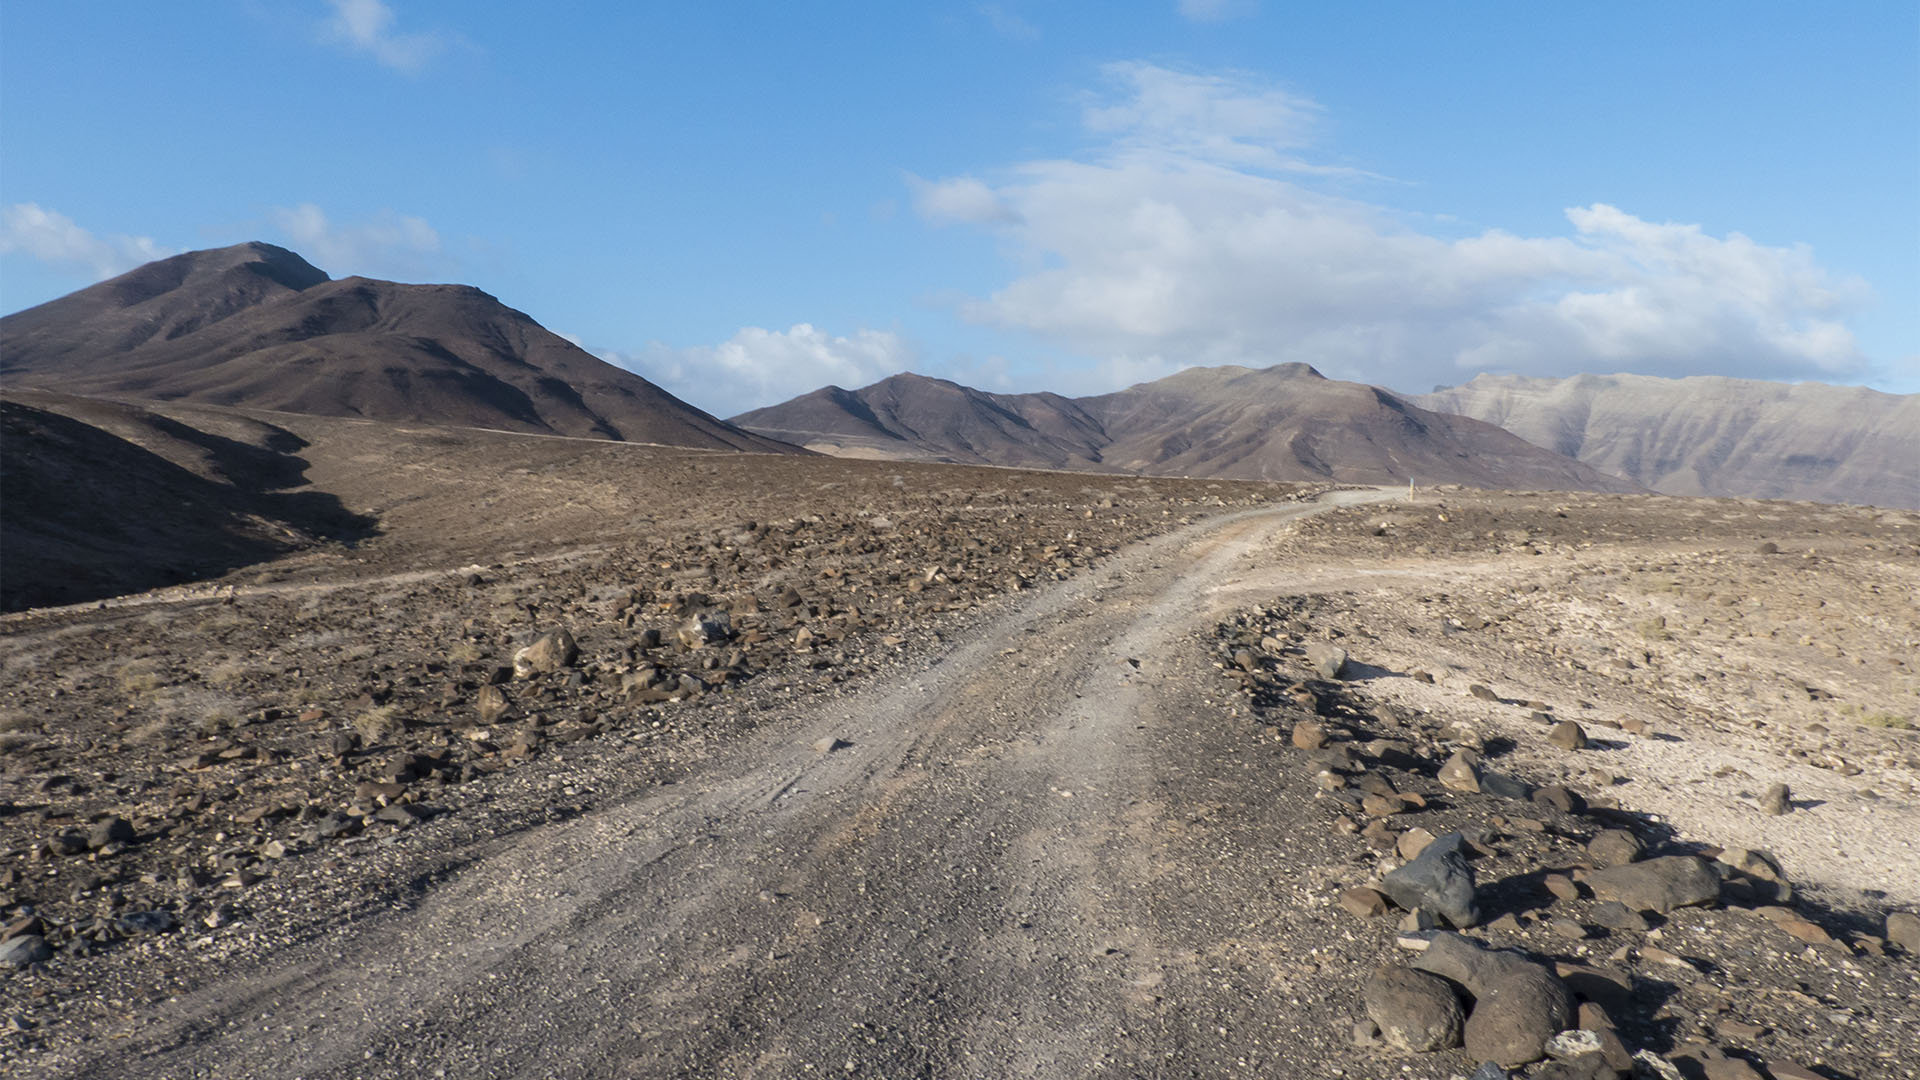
1417,372,1920,509
735,366,1644,493
1,244,800,454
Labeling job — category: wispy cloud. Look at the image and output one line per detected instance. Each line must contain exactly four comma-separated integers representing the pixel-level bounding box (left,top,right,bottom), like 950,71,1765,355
910,62,1877,389
979,4,1039,42
1175,0,1256,23
269,203,444,279
320,0,452,73
602,324,915,417
908,175,1022,226
0,203,173,280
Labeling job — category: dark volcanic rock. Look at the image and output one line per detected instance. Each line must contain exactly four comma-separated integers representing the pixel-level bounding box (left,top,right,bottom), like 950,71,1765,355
1383,832,1479,928
1586,855,1720,914
1363,965,1464,1051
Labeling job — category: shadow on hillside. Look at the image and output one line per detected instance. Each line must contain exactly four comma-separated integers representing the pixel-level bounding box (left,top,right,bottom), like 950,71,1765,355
0,400,377,611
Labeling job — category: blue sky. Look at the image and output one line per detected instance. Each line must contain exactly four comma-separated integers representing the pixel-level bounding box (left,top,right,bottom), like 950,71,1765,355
3,1,1915,414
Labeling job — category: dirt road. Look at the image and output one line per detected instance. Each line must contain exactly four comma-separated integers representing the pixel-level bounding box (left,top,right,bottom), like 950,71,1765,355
40,491,1394,1079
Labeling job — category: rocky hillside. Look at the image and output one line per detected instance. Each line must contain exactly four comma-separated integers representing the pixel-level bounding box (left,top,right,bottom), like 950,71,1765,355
737,365,1643,493
1417,373,1920,509
1,243,798,453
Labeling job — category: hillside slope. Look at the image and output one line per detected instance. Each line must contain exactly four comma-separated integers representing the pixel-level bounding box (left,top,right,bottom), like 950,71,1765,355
1,243,798,453
1417,373,1920,508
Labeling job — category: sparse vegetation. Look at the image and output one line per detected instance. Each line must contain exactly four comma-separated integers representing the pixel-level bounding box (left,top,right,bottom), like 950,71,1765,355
354,703,406,743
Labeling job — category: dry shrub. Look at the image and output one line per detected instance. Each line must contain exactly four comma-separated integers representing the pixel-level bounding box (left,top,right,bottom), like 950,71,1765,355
354,704,406,744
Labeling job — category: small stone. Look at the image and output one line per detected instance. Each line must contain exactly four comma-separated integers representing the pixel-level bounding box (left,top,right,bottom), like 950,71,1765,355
1291,720,1328,750
476,683,511,724
1885,911,1920,954
1382,832,1479,929
1587,829,1644,868
1397,827,1437,861
116,910,176,935
1361,793,1403,817
812,736,849,754
1470,683,1501,702
375,803,429,826
1361,819,1399,851
1546,1029,1603,1059
48,830,88,856
1399,907,1441,932
88,816,136,850
1362,965,1464,1052
1548,722,1588,751
1532,785,1580,813
1305,641,1349,680
1548,917,1589,939
1543,874,1581,902
1586,856,1720,914
1439,749,1482,793
0,935,52,967
1632,1050,1684,1080
1761,782,1791,815
1480,771,1533,800
1338,886,1390,919
1469,1065,1509,1080
1411,934,1571,1066
1590,901,1649,932
513,628,579,678
1702,1057,1766,1080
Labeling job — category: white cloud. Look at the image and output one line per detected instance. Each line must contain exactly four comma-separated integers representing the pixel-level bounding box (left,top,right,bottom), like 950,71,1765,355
1176,0,1255,22
604,324,915,418
1085,62,1322,172
321,0,449,73
979,4,1039,41
912,63,1876,389
909,175,1021,225
269,203,444,279
0,203,173,280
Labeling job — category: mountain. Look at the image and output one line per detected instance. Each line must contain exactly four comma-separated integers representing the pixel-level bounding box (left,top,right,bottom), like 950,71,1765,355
0,243,797,453
1417,373,1920,509
732,374,1108,467
734,365,1643,492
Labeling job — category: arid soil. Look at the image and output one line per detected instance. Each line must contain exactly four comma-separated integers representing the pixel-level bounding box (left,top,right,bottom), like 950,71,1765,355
2,436,1917,1079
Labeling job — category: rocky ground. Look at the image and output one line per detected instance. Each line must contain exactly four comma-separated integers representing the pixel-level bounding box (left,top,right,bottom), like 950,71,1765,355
1218,489,1920,1078
2,452,1916,1079
0,430,1302,1068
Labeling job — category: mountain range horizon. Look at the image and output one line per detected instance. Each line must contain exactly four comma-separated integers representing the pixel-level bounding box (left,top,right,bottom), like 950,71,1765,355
5,242,1915,510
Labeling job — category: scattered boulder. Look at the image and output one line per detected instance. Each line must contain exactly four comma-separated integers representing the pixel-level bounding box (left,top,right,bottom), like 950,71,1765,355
676,609,732,649
1479,772,1532,801
1589,901,1649,932
513,628,578,678
1547,721,1587,751
1,934,52,968
1470,684,1500,702
1761,782,1791,816
1887,910,1920,954
1291,720,1328,751
1586,855,1720,914
1439,750,1482,793
1411,933,1573,1067
1383,832,1479,928
88,815,135,850
1305,641,1349,680
1587,829,1644,868
475,683,511,725
1363,965,1464,1052
1339,886,1390,919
